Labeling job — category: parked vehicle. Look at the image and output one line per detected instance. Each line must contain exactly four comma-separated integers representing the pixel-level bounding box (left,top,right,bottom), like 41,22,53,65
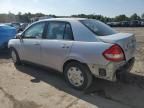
140,21,144,27
8,18,136,90
20,23,29,31
107,22,121,27
106,22,113,27
0,24,16,49
6,22,22,33
130,20,141,27
120,21,130,27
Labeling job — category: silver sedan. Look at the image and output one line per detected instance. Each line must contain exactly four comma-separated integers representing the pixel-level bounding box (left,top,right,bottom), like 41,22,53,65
8,18,136,90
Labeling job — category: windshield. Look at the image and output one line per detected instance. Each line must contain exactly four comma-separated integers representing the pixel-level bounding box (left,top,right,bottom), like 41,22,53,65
80,20,117,36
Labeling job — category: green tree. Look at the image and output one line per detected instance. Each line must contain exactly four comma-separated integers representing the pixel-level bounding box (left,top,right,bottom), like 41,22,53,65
71,14,111,22
130,13,141,20
141,13,144,19
17,12,22,22
115,15,129,21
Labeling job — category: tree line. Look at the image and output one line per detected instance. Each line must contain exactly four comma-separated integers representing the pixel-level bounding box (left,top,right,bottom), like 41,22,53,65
0,12,144,23
0,12,56,23
72,13,144,22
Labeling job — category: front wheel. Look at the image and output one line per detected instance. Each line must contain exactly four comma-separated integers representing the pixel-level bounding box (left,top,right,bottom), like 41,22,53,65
10,48,21,65
64,62,93,90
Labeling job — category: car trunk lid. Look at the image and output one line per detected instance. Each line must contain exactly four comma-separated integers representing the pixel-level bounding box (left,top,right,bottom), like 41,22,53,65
98,33,136,61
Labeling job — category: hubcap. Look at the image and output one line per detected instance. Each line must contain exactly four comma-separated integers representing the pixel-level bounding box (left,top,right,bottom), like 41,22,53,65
67,67,84,87
11,51,17,63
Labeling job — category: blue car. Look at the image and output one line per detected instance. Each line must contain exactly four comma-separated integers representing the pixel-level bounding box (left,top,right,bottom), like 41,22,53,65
0,24,16,49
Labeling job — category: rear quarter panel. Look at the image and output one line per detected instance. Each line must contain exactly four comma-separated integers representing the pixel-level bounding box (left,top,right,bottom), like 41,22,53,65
66,41,113,66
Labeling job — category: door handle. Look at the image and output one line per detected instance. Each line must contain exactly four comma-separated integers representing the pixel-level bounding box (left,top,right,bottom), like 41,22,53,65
62,44,66,48
34,43,40,45
66,46,70,48
62,44,70,49
62,46,65,48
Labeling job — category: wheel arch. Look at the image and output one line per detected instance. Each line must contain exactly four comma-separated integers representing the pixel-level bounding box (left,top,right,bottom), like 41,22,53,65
9,46,21,60
9,46,17,52
63,57,89,73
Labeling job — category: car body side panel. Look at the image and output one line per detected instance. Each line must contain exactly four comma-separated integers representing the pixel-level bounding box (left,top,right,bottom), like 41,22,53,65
41,40,73,71
61,41,119,80
64,41,113,66
19,39,41,64
9,39,42,64
8,39,23,58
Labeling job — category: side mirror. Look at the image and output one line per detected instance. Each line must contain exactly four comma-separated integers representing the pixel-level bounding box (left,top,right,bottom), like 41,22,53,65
16,33,22,39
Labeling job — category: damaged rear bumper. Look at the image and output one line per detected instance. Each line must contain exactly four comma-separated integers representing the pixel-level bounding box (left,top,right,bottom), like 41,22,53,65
88,57,135,81
116,57,135,79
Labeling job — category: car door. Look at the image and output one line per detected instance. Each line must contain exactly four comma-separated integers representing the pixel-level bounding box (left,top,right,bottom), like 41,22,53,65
20,22,46,64
41,21,74,71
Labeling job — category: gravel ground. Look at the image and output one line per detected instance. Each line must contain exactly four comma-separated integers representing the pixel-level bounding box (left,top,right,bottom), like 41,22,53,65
0,27,144,108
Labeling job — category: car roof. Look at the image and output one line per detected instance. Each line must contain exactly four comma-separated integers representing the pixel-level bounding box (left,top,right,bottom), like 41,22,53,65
39,18,88,22
0,24,9,26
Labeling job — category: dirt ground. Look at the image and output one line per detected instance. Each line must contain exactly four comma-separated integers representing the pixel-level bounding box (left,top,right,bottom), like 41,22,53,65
0,27,144,108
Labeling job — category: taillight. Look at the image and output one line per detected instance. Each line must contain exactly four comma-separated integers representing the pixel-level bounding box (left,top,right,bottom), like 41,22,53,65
103,44,125,62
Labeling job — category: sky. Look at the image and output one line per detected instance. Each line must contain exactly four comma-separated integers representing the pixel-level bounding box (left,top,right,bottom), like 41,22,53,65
0,0,144,17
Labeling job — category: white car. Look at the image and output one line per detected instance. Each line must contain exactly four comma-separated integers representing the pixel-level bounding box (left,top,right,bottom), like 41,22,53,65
141,21,144,26
8,18,136,90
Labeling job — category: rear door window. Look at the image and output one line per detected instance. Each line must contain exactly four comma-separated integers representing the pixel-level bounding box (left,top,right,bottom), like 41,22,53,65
46,22,74,40
46,22,65,40
64,24,74,40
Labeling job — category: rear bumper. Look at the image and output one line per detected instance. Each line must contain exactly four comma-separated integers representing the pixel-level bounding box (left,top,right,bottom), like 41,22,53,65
88,57,135,81
116,57,135,79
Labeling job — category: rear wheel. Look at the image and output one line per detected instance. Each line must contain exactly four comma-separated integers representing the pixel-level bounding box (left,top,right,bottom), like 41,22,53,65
64,62,93,90
10,48,21,65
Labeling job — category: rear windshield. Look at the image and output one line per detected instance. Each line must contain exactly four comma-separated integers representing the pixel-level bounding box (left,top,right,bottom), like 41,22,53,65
80,20,117,36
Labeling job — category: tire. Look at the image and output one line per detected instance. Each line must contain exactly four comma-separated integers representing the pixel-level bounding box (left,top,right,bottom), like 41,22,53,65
10,48,21,65
64,61,93,90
